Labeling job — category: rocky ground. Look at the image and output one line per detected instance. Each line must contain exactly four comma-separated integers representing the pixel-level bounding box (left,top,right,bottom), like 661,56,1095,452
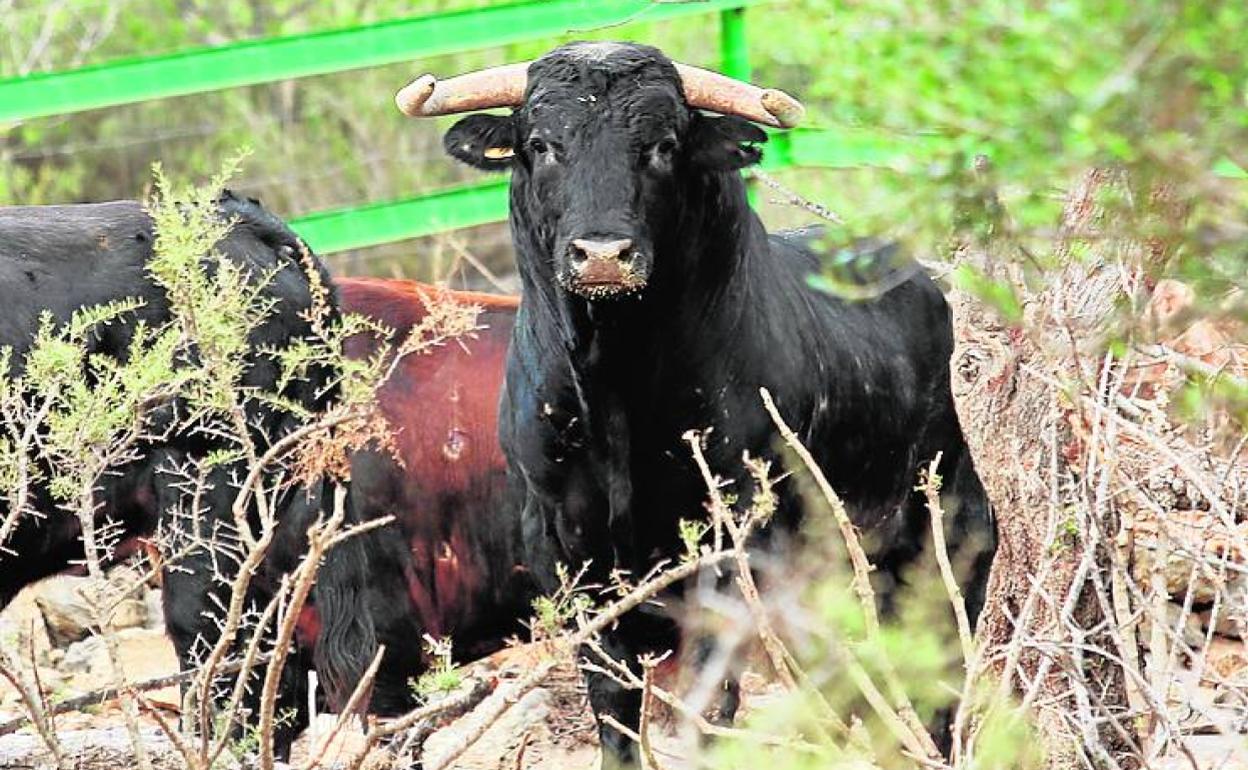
2,570,1247,768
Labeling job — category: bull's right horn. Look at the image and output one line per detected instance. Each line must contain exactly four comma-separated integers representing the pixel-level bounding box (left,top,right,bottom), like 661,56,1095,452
395,62,530,117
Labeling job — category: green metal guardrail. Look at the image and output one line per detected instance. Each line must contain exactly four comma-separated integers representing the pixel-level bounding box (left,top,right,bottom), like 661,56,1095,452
4,0,1242,255
291,180,511,254
1,0,786,254
0,0,766,123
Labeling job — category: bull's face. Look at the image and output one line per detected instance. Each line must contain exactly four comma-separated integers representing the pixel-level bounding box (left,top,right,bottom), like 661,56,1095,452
439,43,770,301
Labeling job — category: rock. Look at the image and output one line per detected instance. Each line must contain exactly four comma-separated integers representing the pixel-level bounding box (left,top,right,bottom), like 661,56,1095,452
0,587,53,663
1132,510,1248,604
0,726,177,769
1176,733,1248,770
1199,602,1248,640
144,588,165,631
110,597,147,632
33,576,96,647
32,574,150,648
1141,601,1206,662
1204,637,1248,686
61,636,109,674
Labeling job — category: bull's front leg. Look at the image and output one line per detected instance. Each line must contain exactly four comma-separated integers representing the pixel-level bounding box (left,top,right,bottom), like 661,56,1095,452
582,605,681,770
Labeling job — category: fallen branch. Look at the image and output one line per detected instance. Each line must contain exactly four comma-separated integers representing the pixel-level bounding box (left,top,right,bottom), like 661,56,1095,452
390,676,495,765
0,654,269,738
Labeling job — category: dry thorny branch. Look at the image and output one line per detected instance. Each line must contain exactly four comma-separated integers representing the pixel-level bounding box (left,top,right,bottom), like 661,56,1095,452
5,338,1246,769
4,189,1245,770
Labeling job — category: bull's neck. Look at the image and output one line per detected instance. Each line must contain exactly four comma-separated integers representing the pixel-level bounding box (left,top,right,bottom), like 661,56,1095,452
510,168,762,370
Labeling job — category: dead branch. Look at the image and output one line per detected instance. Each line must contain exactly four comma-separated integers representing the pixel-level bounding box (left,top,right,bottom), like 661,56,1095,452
684,430,797,692
760,386,942,762
919,453,976,667
258,484,346,770
0,655,271,738
749,169,846,225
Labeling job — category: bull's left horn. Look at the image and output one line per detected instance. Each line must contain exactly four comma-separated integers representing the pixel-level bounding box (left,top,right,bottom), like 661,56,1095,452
395,62,530,117
674,63,805,129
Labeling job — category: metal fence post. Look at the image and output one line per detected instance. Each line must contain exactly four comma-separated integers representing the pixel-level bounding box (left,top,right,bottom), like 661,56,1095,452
719,7,751,81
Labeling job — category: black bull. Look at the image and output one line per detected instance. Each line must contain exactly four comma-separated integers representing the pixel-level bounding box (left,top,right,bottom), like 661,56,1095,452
0,193,372,753
433,41,999,768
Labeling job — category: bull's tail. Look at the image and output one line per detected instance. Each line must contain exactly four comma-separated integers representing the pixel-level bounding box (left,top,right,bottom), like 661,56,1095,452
311,486,378,711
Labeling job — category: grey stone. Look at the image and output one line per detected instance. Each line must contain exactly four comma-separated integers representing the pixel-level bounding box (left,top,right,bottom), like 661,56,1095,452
32,574,150,648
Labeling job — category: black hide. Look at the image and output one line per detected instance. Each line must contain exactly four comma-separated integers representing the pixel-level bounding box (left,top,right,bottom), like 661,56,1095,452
444,42,997,768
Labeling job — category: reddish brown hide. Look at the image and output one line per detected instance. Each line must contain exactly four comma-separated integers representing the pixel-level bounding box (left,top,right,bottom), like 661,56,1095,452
332,278,529,712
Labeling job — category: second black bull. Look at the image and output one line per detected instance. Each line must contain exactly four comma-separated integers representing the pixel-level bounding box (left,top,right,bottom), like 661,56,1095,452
0,192,370,752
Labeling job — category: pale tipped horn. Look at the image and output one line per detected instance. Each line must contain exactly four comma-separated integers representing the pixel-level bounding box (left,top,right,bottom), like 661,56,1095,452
674,63,804,128
395,61,531,117
395,58,805,129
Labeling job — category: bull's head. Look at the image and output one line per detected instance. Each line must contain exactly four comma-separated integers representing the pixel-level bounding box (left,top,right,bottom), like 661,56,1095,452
396,42,803,301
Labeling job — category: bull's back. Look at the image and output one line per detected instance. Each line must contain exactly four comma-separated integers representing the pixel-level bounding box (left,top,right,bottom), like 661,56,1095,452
0,195,329,367
0,197,330,600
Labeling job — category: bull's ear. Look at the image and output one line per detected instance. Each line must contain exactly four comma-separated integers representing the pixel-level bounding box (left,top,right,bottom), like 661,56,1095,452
443,114,517,171
687,114,768,171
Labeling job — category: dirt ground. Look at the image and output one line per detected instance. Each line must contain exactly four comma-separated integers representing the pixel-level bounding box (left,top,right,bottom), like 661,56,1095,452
0,578,622,769
3,578,1247,769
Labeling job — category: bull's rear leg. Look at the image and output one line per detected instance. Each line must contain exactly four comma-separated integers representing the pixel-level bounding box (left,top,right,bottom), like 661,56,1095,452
679,564,744,736
687,634,741,730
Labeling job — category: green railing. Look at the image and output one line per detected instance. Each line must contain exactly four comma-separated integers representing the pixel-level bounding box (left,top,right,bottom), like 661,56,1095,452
3,1,1242,255
0,0,766,123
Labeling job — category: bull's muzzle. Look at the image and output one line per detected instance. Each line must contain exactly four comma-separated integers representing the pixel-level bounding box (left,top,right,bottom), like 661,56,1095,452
566,238,646,299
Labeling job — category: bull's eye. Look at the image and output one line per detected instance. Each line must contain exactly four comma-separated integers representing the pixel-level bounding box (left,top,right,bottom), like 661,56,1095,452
526,137,550,155
655,138,677,156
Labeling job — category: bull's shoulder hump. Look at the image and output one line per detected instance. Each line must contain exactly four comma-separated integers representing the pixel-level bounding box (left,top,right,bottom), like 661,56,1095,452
0,200,154,280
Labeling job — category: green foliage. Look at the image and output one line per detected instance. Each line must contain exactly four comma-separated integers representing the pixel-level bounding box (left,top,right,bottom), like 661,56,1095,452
678,517,711,563
410,634,464,701
748,0,1247,328
950,265,1023,326
146,151,279,422
697,542,1043,769
531,562,595,639
0,296,184,505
